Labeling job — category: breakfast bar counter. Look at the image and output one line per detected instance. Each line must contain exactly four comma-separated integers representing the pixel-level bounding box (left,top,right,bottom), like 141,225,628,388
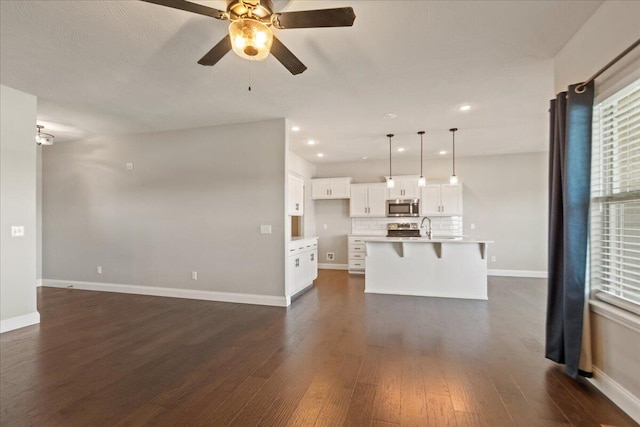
362,237,493,300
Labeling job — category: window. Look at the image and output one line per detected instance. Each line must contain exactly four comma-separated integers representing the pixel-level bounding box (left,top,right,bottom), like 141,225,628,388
591,78,640,313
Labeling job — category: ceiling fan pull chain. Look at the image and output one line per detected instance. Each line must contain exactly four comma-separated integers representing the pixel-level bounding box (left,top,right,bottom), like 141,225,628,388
248,66,252,92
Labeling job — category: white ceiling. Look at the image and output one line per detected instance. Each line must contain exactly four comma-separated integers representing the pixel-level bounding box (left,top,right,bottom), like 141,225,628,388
0,0,602,163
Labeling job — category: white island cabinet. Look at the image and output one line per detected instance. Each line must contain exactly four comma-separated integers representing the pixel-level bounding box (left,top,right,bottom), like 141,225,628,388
287,237,318,297
363,237,492,300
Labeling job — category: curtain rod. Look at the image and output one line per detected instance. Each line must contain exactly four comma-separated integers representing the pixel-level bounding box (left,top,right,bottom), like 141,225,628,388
575,38,640,93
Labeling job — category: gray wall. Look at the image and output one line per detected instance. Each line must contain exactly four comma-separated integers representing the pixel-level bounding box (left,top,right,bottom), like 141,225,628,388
42,119,288,297
1,85,38,322
315,151,548,272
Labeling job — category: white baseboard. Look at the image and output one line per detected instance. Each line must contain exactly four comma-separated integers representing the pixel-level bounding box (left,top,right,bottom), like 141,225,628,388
488,269,547,278
318,263,349,270
589,366,640,424
36,279,43,287
1,311,40,333
41,279,289,307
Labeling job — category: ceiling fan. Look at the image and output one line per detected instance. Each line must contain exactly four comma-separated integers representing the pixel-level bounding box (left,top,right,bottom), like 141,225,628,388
140,0,356,75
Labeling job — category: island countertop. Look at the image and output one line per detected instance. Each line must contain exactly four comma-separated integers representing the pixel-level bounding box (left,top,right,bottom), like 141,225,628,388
356,236,493,244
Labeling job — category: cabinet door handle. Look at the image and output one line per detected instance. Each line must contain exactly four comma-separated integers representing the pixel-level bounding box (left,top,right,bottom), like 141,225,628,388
311,254,314,261
295,203,299,210
330,189,333,196
295,258,299,267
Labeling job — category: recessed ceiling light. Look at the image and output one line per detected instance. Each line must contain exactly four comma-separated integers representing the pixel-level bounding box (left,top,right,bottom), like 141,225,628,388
317,153,324,158
439,150,447,155
362,157,368,160
307,139,316,145
291,126,300,132
459,105,472,112
384,113,398,119
397,147,405,152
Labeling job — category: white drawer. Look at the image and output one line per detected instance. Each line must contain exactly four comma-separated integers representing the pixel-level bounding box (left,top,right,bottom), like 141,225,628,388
348,236,366,244
349,252,365,260
348,260,365,269
348,244,365,252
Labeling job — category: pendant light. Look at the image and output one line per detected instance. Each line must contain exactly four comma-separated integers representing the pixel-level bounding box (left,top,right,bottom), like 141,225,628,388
449,128,458,184
387,133,395,189
35,125,54,146
418,131,426,187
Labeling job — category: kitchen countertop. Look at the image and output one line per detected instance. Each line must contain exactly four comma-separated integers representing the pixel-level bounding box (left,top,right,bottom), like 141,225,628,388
290,236,319,242
355,236,493,244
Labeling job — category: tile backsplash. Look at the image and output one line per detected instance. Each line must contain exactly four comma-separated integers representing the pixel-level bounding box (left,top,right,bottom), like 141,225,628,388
352,217,463,236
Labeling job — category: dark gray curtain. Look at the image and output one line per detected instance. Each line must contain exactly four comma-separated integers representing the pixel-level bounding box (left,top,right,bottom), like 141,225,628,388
546,82,594,379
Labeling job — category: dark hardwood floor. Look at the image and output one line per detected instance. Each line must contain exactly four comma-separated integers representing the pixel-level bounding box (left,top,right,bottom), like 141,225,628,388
1,270,637,426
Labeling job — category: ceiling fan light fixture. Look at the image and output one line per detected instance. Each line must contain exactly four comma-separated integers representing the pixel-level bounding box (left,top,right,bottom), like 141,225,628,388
229,18,273,61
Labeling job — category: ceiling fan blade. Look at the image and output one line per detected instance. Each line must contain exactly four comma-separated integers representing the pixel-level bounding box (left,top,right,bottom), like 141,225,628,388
270,36,307,75
274,7,355,29
197,35,232,66
139,0,226,20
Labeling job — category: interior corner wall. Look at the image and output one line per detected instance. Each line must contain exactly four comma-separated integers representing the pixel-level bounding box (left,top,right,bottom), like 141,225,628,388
553,1,640,421
553,0,640,94
42,119,287,301
288,151,317,238
314,152,548,273
1,85,39,330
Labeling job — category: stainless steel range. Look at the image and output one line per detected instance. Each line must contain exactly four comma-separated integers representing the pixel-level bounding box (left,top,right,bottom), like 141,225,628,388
387,222,421,237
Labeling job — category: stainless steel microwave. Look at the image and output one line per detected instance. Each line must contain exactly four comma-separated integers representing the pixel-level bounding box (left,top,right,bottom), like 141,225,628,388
386,199,420,217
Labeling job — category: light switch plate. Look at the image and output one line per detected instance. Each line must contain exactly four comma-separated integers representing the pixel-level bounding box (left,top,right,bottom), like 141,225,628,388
260,225,272,234
470,224,476,230
11,226,24,237
126,162,134,171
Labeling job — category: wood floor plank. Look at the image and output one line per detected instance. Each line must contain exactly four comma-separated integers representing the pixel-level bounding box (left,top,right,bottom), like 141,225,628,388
0,271,636,427
342,382,377,427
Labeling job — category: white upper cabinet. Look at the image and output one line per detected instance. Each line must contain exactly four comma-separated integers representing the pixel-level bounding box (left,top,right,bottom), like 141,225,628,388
288,174,304,216
311,177,352,199
440,184,462,215
349,185,368,217
350,183,388,217
421,183,463,216
388,177,420,199
386,175,420,199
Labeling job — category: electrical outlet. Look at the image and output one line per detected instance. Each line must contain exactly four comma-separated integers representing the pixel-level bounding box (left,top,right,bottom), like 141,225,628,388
260,225,272,234
470,224,476,230
491,256,497,262
97,266,102,274
191,271,198,280
326,252,335,261
11,226,24,237
126,162,134,171
323,224,328,230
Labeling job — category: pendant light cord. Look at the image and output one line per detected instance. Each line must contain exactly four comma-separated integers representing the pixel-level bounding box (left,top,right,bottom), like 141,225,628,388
387,133,394,179
450,128,458,176
418,131,425,177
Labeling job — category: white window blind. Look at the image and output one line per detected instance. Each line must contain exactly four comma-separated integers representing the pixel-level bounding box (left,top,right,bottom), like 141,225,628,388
591,78,640,312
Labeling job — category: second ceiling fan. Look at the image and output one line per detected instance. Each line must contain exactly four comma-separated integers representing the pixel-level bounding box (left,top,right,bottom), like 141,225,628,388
141,0,356,75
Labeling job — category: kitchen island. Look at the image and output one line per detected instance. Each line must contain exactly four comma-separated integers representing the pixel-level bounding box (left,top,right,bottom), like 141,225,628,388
362,236,492,300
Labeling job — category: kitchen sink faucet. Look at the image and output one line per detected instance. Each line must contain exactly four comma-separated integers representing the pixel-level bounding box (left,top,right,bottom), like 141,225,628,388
420,217,433,239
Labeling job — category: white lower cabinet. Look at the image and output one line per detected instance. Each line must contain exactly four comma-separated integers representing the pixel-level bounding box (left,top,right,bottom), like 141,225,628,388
348,236,366,274
288,238,318,296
